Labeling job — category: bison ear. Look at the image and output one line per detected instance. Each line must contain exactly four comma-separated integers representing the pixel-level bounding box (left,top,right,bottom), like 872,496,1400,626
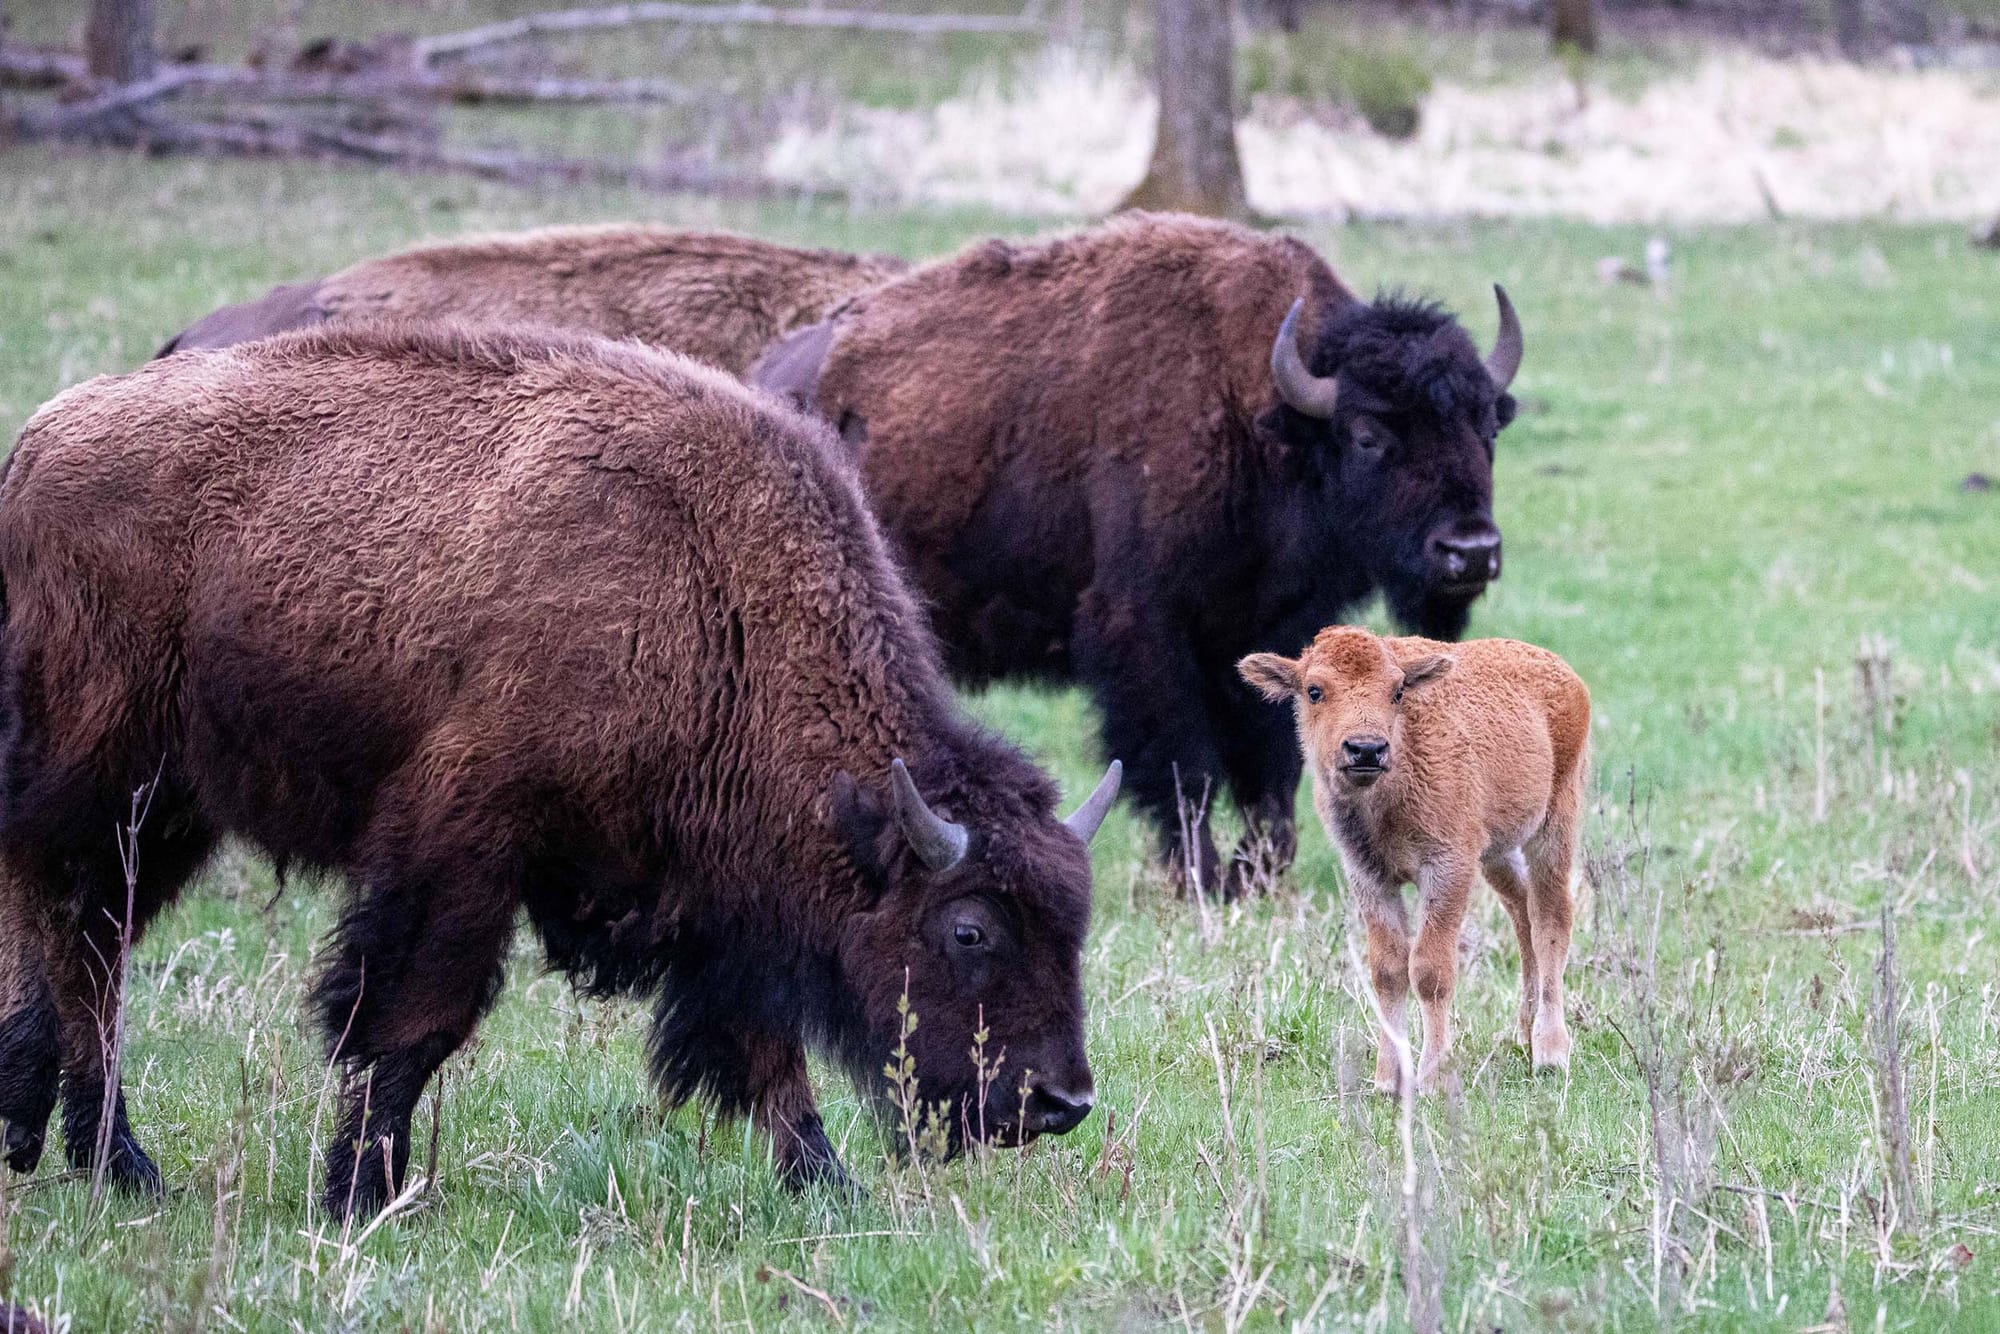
830,770,892,894
1238,653,1303,702
1398,654,1454,693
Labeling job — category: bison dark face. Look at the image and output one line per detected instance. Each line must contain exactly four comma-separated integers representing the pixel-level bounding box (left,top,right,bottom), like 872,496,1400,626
1268,287,1523,641
829,758,1119,1150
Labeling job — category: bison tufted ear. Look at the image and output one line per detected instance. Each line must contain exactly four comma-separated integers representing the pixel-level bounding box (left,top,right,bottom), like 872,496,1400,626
830,770,892,895
1237,653,1303,702
1397,654,1454,695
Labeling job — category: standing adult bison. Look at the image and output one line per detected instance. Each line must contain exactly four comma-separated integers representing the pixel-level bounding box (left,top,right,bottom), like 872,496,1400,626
755,213,1523,896
0,325,1117,1215
155,224,907,374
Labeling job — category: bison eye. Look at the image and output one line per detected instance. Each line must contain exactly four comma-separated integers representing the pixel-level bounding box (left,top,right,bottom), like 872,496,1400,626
1306,685,1323,703
1392,685,1405,705
953,922,986,949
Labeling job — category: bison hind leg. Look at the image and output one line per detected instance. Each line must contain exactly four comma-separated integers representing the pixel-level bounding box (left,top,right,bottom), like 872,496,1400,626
312,841,519,1219
0,973,60,1174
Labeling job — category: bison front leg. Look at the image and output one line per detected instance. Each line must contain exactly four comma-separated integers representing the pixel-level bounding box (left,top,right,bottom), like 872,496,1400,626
648,981,848,1191
1074,600,1229,898
1216,674,1305,897
743,1034,849,1192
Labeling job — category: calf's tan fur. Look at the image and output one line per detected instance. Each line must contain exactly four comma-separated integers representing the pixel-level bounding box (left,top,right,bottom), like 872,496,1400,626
1240,627,1588,1092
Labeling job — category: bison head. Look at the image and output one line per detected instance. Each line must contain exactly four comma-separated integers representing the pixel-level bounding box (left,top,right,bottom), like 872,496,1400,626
1267,286,1522,640
829,756,1119,1151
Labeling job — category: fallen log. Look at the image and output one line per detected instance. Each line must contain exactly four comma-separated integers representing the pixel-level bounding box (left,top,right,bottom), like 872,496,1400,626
411,1,1043,65
100,109,844,203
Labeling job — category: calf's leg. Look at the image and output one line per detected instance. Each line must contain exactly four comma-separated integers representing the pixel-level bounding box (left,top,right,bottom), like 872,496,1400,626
1480,849,1540,1049
1523,824,1578,1073
1411,861,1475,1094
1352,874,1413,1095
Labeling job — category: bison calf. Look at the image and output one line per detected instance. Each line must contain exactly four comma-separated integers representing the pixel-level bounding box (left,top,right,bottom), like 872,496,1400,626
0,324,1115,1215
1239,627,1588,1092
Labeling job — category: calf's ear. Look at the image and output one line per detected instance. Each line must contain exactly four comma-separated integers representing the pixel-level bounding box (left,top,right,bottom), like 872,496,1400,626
1237,654,1303,702
1398,654,1454,693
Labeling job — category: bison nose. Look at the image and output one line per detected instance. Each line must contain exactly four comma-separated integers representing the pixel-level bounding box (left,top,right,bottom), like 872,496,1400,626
1341,737,1389,769
1428,523,1502,588
1028,1085,1095,1136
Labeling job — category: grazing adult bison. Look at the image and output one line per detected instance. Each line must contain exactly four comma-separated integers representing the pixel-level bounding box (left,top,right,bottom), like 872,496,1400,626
753,212,1524,896
0,325,1117,1215
156,224,907,374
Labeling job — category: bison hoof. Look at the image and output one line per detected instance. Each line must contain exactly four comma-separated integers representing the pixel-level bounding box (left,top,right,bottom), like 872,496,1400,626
774,1118,858,1199
322,1139,404,1219
80,1132,163,1197
3,1120,47,1174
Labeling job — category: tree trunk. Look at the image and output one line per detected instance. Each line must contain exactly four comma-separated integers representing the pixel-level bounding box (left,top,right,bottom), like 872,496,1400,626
1878,0,1933,44
1119,0,1249,220
85,0,157,83
1832,0,1868,56
1550,0,1599,54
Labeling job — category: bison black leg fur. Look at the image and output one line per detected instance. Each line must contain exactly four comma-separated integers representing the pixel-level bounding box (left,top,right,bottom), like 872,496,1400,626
1074,608,1231,897
650,984,852,1192
0,903,60,1175
1214,667,1306,896
0,807,211,1194
314,849,515,1219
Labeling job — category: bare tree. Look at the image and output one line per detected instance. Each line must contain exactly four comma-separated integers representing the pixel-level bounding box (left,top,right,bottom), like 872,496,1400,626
1120,0,1249,220
1832,0,1869,56
84,0,155,83
1551,0,1600,54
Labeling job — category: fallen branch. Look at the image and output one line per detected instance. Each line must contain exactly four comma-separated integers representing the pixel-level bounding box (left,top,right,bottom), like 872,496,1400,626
1,45,699,110
0,44,86,89
108,109,844,203
412,1,1043,64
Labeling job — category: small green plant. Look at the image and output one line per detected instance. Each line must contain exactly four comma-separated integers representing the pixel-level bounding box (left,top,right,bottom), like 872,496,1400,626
1240,26,1434,139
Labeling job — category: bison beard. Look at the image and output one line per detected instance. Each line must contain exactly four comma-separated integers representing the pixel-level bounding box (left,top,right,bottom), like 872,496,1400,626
0,324,1109,1216
787,213,1522,898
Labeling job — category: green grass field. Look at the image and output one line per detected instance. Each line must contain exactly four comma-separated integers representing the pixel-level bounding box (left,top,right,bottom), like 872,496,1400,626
0,149,1997,1331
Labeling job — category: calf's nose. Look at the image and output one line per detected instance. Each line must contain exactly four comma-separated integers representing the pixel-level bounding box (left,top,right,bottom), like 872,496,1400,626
1342,737,1390,768
1429,524,1502,586
1028,1085,1095,1136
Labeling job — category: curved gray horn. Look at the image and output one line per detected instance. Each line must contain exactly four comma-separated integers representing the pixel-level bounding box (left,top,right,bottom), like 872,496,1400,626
889,758,969,873
1270,298,1340,419
1062,760,1123,844
1485,284,1523,391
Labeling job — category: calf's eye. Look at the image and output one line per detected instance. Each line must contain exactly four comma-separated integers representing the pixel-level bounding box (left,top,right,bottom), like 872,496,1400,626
953,923,986,949
1306,685,1323,703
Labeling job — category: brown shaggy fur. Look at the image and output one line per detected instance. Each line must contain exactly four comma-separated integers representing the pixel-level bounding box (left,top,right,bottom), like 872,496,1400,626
157,225,907,373
1240,627,1588,1093
0,324,1101,1215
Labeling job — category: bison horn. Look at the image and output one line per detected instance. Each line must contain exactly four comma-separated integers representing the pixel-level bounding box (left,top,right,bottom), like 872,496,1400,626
1062,760,1123,845
1485,284,1523,391
1270,298,1341,420
889,758,969,873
